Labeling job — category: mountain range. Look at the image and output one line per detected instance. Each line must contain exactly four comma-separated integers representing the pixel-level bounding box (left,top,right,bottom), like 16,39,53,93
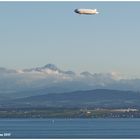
0,63,140,106
1,89,140,108
1,64,140,108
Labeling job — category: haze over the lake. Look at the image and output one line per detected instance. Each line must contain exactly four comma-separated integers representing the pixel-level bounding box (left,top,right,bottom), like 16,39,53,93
0,2,140,78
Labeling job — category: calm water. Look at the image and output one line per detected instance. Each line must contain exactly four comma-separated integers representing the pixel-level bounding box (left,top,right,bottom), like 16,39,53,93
0,118,140,138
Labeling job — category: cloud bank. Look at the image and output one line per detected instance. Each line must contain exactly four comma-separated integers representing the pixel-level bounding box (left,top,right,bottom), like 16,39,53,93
0,64,140,98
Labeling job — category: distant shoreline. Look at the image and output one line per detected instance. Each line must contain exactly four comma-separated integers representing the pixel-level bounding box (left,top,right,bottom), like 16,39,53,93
0,108,140,118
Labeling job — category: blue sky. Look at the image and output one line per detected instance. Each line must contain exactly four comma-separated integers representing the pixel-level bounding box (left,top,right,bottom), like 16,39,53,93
0,2,140,77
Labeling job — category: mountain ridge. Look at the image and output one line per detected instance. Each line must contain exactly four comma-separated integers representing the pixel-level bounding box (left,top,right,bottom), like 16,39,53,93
2,89,140,109
1,63,140,98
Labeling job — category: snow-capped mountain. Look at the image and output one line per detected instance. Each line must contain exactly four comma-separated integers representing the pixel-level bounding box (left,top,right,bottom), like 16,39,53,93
18,64,75,76
22,64,61,74
0,64,140,98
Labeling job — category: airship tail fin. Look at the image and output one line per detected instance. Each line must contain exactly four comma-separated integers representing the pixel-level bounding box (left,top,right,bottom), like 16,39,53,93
94,9,99,14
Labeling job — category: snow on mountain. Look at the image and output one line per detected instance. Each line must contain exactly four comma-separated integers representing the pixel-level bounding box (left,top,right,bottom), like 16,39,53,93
80,71,93,77
22,64,60,74
0,64,140,97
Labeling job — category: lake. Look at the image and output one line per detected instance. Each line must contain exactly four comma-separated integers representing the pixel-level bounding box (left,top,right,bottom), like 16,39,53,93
0,118,140,138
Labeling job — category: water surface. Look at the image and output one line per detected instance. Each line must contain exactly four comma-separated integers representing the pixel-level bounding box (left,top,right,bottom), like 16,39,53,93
0,118,140,138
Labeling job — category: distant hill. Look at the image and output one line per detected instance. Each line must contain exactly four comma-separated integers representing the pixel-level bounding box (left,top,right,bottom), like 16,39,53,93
2,64,140,99
2,89,140,108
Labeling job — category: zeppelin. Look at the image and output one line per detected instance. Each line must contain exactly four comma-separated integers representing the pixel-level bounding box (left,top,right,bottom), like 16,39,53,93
74,9,99,15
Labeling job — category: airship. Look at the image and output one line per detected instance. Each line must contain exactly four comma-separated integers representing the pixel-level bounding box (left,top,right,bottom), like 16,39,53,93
74,8,99,15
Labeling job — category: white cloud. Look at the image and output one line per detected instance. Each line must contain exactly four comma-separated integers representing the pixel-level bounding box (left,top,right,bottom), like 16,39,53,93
0,64,140,97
